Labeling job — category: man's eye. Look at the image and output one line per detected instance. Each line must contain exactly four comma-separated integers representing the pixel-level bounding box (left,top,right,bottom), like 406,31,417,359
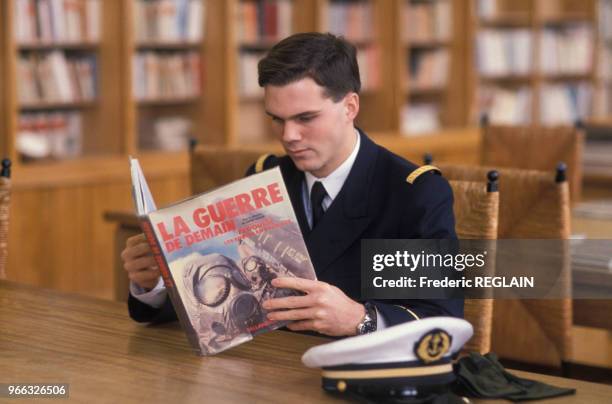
271,117,283,124
297,116,313,123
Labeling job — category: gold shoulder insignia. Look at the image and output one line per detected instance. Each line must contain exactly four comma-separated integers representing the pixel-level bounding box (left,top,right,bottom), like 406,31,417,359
406,165,441,184
414,329,452,364
255,153,273,173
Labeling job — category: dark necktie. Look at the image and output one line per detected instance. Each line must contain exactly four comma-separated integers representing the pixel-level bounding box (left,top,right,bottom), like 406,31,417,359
310,181,327,228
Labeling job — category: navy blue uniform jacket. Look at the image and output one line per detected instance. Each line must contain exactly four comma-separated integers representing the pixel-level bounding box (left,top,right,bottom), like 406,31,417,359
128,130,464,325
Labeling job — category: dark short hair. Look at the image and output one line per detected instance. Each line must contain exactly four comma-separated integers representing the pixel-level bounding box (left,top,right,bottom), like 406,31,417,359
258,32,361,102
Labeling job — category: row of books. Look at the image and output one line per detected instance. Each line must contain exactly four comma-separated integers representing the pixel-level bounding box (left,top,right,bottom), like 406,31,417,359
326,0,374,43
357,46,380,91
18,51,97,105
476,29,532,77
540,83,592,125
477,83,593,125
479,86,532,125
133,51,202,100
402,0,452,43
14,0,100,44
476,0,503,19
539,25,594,75
477,0,569,19
237,0,293,43
139,116,192,151
238,52,266,98
478,0,593,22
477,26,594,76
401,103,440,135
17,112,82,160
134,0,205,43
408,49,448,90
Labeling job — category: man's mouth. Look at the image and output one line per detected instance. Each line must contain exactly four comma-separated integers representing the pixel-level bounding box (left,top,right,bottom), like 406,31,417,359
287,148,310,156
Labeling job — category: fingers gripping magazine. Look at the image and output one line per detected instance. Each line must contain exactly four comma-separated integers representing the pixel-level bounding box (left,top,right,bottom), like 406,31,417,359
129,158,317,355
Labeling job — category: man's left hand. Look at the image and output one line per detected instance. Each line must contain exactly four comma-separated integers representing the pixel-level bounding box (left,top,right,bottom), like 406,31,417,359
262,277,365,336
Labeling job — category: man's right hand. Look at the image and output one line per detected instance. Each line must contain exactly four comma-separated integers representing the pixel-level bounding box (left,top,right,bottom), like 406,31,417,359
121,234,161,291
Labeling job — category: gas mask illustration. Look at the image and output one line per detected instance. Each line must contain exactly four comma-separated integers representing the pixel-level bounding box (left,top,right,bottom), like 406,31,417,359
180,220,310,353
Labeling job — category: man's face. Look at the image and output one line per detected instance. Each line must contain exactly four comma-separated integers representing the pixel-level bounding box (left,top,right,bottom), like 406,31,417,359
264,77,358,178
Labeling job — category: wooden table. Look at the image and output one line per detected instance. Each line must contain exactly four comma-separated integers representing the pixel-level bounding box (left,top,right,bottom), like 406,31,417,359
2,281,611,403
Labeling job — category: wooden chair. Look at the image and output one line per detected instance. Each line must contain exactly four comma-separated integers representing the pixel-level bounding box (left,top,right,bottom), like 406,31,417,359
448,171,499,354
190,144,282,194
480,121,584,203
0,159,12,280
437,162,572,368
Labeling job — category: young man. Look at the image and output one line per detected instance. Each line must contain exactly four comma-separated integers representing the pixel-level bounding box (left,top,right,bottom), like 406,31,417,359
122,33,462,336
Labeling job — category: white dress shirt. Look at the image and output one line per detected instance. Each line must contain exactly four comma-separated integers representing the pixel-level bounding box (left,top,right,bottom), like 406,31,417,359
302,130,360,229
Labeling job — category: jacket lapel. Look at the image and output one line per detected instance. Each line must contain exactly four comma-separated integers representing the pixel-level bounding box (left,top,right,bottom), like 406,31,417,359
282,162,310,237
305,130,378,278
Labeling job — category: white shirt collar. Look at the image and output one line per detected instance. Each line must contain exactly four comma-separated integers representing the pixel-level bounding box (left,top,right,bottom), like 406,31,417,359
305,129,361,201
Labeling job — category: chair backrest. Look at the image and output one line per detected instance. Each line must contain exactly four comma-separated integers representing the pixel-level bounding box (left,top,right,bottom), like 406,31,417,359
481,124,584,203
0,159,12,280
448,174,499,354
439,163,572,367
190,145,282,194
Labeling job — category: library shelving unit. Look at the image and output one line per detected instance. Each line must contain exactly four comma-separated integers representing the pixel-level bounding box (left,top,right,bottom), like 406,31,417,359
468,0,535,125
127,0,207,155
535,0,597,126
8,1,122,167
468,0,599,126
395,0,468,135
2,0,226,175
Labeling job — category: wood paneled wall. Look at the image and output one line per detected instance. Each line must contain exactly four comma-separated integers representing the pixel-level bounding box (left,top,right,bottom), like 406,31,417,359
6,173,190,300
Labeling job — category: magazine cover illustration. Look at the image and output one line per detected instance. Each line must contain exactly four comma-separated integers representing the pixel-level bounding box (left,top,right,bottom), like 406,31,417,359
137,165,316,355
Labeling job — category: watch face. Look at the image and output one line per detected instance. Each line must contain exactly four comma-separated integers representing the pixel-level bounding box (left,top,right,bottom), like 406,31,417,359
357,303,377,335
360,320,376,334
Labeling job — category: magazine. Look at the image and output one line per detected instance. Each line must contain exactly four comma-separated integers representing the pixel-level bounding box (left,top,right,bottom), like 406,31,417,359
129,157,317,355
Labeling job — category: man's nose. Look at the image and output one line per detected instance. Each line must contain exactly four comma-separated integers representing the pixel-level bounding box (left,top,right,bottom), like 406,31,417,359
281,121,301,142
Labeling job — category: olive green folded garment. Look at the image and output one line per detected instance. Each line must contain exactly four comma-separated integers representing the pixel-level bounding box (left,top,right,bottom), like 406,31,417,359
453,352,576,402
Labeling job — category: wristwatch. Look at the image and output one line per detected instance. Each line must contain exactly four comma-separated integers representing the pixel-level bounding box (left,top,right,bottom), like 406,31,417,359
356,302,377,335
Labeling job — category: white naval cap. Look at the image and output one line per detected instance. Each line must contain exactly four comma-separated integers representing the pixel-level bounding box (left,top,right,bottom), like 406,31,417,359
302,317,473,399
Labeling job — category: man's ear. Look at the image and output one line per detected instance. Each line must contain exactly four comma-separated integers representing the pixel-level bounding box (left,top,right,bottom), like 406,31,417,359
344,92,360,122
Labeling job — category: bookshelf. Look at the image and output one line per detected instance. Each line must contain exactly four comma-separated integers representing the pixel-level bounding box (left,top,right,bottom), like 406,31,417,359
9,0,113,163
129,0,206,153
397,0,467,135
469,0,599,126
